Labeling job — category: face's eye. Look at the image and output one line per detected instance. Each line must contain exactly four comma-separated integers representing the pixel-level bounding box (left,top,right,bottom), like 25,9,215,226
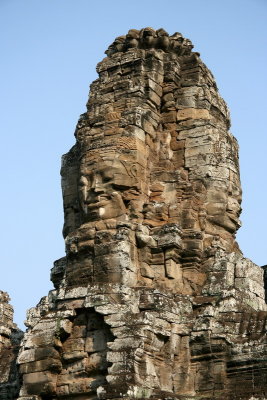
79,176,88,187
101,169,114,183
103,176,112,183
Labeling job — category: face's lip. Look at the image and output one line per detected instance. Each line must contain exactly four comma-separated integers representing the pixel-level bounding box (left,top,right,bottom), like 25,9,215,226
84,194,111,209
227,210,240,221
86,200,108,210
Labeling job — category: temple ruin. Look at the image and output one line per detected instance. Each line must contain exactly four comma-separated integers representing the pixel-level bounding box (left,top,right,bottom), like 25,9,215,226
1,28,266,400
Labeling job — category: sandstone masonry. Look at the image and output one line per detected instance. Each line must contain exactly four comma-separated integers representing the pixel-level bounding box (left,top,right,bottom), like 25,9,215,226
0,291,23,399
1,28,267,400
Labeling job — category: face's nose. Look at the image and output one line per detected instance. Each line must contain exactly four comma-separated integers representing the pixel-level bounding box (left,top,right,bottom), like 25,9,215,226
90,174,104,194
79,176,88,202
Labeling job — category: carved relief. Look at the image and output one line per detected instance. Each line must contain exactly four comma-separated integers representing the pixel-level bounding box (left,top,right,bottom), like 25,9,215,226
15,28,267,400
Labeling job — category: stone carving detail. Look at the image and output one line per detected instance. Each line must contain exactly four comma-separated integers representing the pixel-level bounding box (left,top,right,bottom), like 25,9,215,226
105,28,195,57
7,28,267,399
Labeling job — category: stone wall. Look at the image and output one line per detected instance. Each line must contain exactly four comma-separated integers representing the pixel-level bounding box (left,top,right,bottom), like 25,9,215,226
2,28,267,400
0,291,23,400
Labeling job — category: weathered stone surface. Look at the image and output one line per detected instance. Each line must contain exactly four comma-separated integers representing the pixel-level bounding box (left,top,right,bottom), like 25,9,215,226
0,291,23,400
3,28,266,399
264,265,267,303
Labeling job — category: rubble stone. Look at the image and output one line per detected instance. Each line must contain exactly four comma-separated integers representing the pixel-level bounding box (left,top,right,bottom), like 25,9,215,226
0,291,23,400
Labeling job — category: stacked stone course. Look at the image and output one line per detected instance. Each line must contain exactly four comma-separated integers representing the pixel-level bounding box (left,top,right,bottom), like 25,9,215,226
1,28,267,399
0,291,23,399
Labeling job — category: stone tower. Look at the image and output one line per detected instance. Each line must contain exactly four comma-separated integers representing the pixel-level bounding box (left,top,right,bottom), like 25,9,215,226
16,28,267,399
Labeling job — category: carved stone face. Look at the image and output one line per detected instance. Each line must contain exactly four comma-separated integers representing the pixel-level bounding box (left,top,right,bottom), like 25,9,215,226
183,38,193,51
206,186,241,233
171,32,184,53
78,158,140,221
141,27,156,48
226,192,242,231
125,29,139,49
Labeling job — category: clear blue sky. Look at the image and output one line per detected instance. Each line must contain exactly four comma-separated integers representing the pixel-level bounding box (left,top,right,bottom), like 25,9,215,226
1,0,266,329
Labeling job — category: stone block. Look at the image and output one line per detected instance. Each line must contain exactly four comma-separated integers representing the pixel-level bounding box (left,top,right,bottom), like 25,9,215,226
165,259,183,281
85,330,108,353
23,372,57,396
177,108,211,121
